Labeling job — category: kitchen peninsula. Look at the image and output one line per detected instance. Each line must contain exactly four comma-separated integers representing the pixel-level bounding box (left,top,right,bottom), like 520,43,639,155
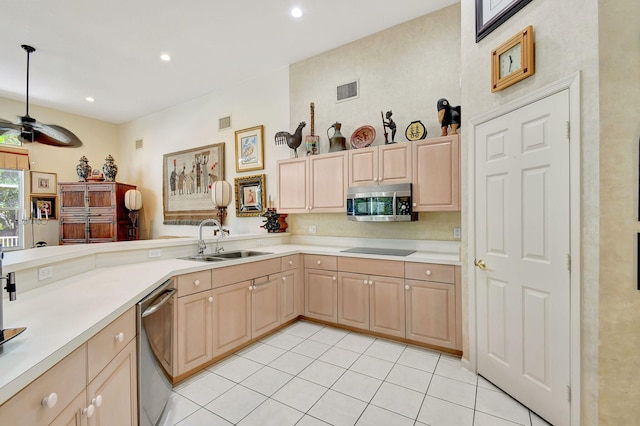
0,233,460,423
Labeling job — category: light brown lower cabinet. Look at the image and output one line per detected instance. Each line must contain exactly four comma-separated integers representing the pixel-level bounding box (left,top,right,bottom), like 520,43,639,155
0,308,137,426
212,280,252,356
305,269,338,322
251,275,280,338
338,272,406,338
176,290,214,376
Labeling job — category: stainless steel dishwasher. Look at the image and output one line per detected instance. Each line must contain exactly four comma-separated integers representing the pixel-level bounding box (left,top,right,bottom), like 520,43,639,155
137,279,176,426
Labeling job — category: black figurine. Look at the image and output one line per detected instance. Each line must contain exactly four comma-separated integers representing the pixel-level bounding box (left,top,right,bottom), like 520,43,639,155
381,110,397,144
437,98,461,136
275,122,306,158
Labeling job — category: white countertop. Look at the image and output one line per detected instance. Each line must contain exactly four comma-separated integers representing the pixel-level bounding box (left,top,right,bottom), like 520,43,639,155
0,241,459,405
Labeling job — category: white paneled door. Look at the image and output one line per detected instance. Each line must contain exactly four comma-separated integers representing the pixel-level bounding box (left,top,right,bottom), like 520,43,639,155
474,90,571,426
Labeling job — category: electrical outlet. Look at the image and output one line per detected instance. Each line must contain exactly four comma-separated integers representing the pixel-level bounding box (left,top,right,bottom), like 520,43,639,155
38,266,53,280
309,225,317,234
148,249,161,258
453,227,461,239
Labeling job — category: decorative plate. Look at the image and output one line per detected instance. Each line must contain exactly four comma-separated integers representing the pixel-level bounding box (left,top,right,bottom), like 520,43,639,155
405,120,427,141
350,125,376,149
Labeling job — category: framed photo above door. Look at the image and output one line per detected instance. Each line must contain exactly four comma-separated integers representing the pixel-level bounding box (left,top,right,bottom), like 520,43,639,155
476,0,533,42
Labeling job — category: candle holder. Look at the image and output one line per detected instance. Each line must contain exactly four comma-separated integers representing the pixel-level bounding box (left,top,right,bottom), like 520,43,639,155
20,215,48,249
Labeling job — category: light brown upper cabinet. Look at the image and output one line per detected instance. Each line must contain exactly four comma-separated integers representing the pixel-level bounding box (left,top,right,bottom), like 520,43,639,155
277,152,347,213
412,135,460,211
348,144,412,187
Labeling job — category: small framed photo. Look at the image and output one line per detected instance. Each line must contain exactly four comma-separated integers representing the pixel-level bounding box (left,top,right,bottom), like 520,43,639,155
234,174,266,217
30,171,57,195
31,195,57,220
235,125,264,173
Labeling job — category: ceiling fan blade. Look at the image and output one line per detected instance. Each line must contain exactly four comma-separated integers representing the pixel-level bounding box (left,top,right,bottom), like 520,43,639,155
31,122,83,147
0,119,21,136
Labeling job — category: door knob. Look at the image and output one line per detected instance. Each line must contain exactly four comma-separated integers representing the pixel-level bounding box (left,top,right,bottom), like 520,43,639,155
474,259,487,270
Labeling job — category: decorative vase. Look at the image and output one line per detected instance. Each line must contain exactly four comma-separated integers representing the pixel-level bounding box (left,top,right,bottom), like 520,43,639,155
103,155,118,182
76,156,91,182
327,122,347,152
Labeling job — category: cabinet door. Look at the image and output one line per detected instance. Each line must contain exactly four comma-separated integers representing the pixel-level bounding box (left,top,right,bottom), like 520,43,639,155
412,135,460,211
50,391,87,426
87,339,137,426
59,184,88,211
87,184,114,209
405,279,457,349
369,276,405,338
379,143,411,184
277,158,309,213
337,272,369,330
251,276,280,338
309,152,347,212
279,270,298,323
213,281,251,355
304,269,338,322
59,215,89,244
348,147,377,186
87,215,116,243
176,291,213,375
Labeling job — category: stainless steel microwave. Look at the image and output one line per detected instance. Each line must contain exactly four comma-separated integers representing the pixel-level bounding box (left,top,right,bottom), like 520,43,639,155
346,183,417,222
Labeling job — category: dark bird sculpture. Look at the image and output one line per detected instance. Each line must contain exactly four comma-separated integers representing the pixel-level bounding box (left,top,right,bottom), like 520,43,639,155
275,122,306,158
437,98,461,136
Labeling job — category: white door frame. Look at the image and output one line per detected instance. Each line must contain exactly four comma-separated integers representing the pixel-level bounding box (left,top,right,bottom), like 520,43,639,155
466,72,581,425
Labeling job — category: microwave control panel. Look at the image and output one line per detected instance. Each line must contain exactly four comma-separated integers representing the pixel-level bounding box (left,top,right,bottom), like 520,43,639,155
397,197,412,215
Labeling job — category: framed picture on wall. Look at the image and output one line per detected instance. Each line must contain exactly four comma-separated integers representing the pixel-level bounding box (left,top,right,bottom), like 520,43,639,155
476,0,534,42
235,125,264,173
31,195,57,220
234,174,266,217
30,171,57,195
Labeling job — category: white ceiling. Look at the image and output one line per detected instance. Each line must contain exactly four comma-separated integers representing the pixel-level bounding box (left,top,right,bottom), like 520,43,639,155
0,0,458,124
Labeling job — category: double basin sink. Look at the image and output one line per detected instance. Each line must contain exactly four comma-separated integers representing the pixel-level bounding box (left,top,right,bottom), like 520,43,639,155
182,250,273,262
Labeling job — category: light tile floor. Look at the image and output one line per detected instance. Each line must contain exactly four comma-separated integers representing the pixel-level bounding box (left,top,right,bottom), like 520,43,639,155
159,321,552,426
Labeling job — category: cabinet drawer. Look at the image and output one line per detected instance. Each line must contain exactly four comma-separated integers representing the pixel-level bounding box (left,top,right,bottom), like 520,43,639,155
338,257,404,278
405,262,455,284
176,270,212,297
281,254,300,271
212,258,281,288
0,344,87,425
304,255,337,271
88,307,136,382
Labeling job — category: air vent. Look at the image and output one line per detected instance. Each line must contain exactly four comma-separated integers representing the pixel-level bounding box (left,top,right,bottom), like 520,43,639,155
219,115,232,131
336,80,359,103
135,139,143,150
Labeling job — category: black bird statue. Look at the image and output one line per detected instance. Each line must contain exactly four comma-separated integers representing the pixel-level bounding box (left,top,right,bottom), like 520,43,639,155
437,98,461,136
275,122,306,158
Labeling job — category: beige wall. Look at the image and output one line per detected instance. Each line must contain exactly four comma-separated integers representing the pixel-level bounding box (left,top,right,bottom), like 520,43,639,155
288,4,462,242
0,97,120,246
598,0,640,423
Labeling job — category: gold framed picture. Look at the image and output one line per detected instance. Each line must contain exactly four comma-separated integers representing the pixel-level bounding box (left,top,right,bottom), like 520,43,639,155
491,26,535,92
235,125,264,173
234,174,266,217
30,171,57,195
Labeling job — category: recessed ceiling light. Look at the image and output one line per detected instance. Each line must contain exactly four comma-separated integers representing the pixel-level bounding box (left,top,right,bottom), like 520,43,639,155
160,53,172,62
85,97,95,103
290,7,302,18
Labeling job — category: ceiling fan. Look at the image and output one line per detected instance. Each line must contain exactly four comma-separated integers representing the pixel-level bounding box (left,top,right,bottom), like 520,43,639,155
0,45,82,147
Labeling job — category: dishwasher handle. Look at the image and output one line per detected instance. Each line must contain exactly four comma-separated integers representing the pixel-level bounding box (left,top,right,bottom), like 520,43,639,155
142,288,176,318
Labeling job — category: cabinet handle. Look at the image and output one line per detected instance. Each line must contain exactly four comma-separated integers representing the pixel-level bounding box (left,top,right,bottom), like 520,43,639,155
363,279,368,285
412,202,417,207
82,404,95,418
405,285,410,290
208,297,214,303
194,280,201,286
248,285,253,291
282,277,286,281
289,260,293,265
425,270,432,276
332,276,336,281
91,395,103,408
317,260,321,265
368,280,373,286
114,332,125,343
41,392,58,409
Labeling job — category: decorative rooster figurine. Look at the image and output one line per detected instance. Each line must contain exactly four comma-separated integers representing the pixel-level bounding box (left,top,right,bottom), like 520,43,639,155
275,122,306,158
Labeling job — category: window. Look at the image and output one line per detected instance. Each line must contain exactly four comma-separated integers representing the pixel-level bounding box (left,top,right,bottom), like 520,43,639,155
0,169,24,250
0,134,22,147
